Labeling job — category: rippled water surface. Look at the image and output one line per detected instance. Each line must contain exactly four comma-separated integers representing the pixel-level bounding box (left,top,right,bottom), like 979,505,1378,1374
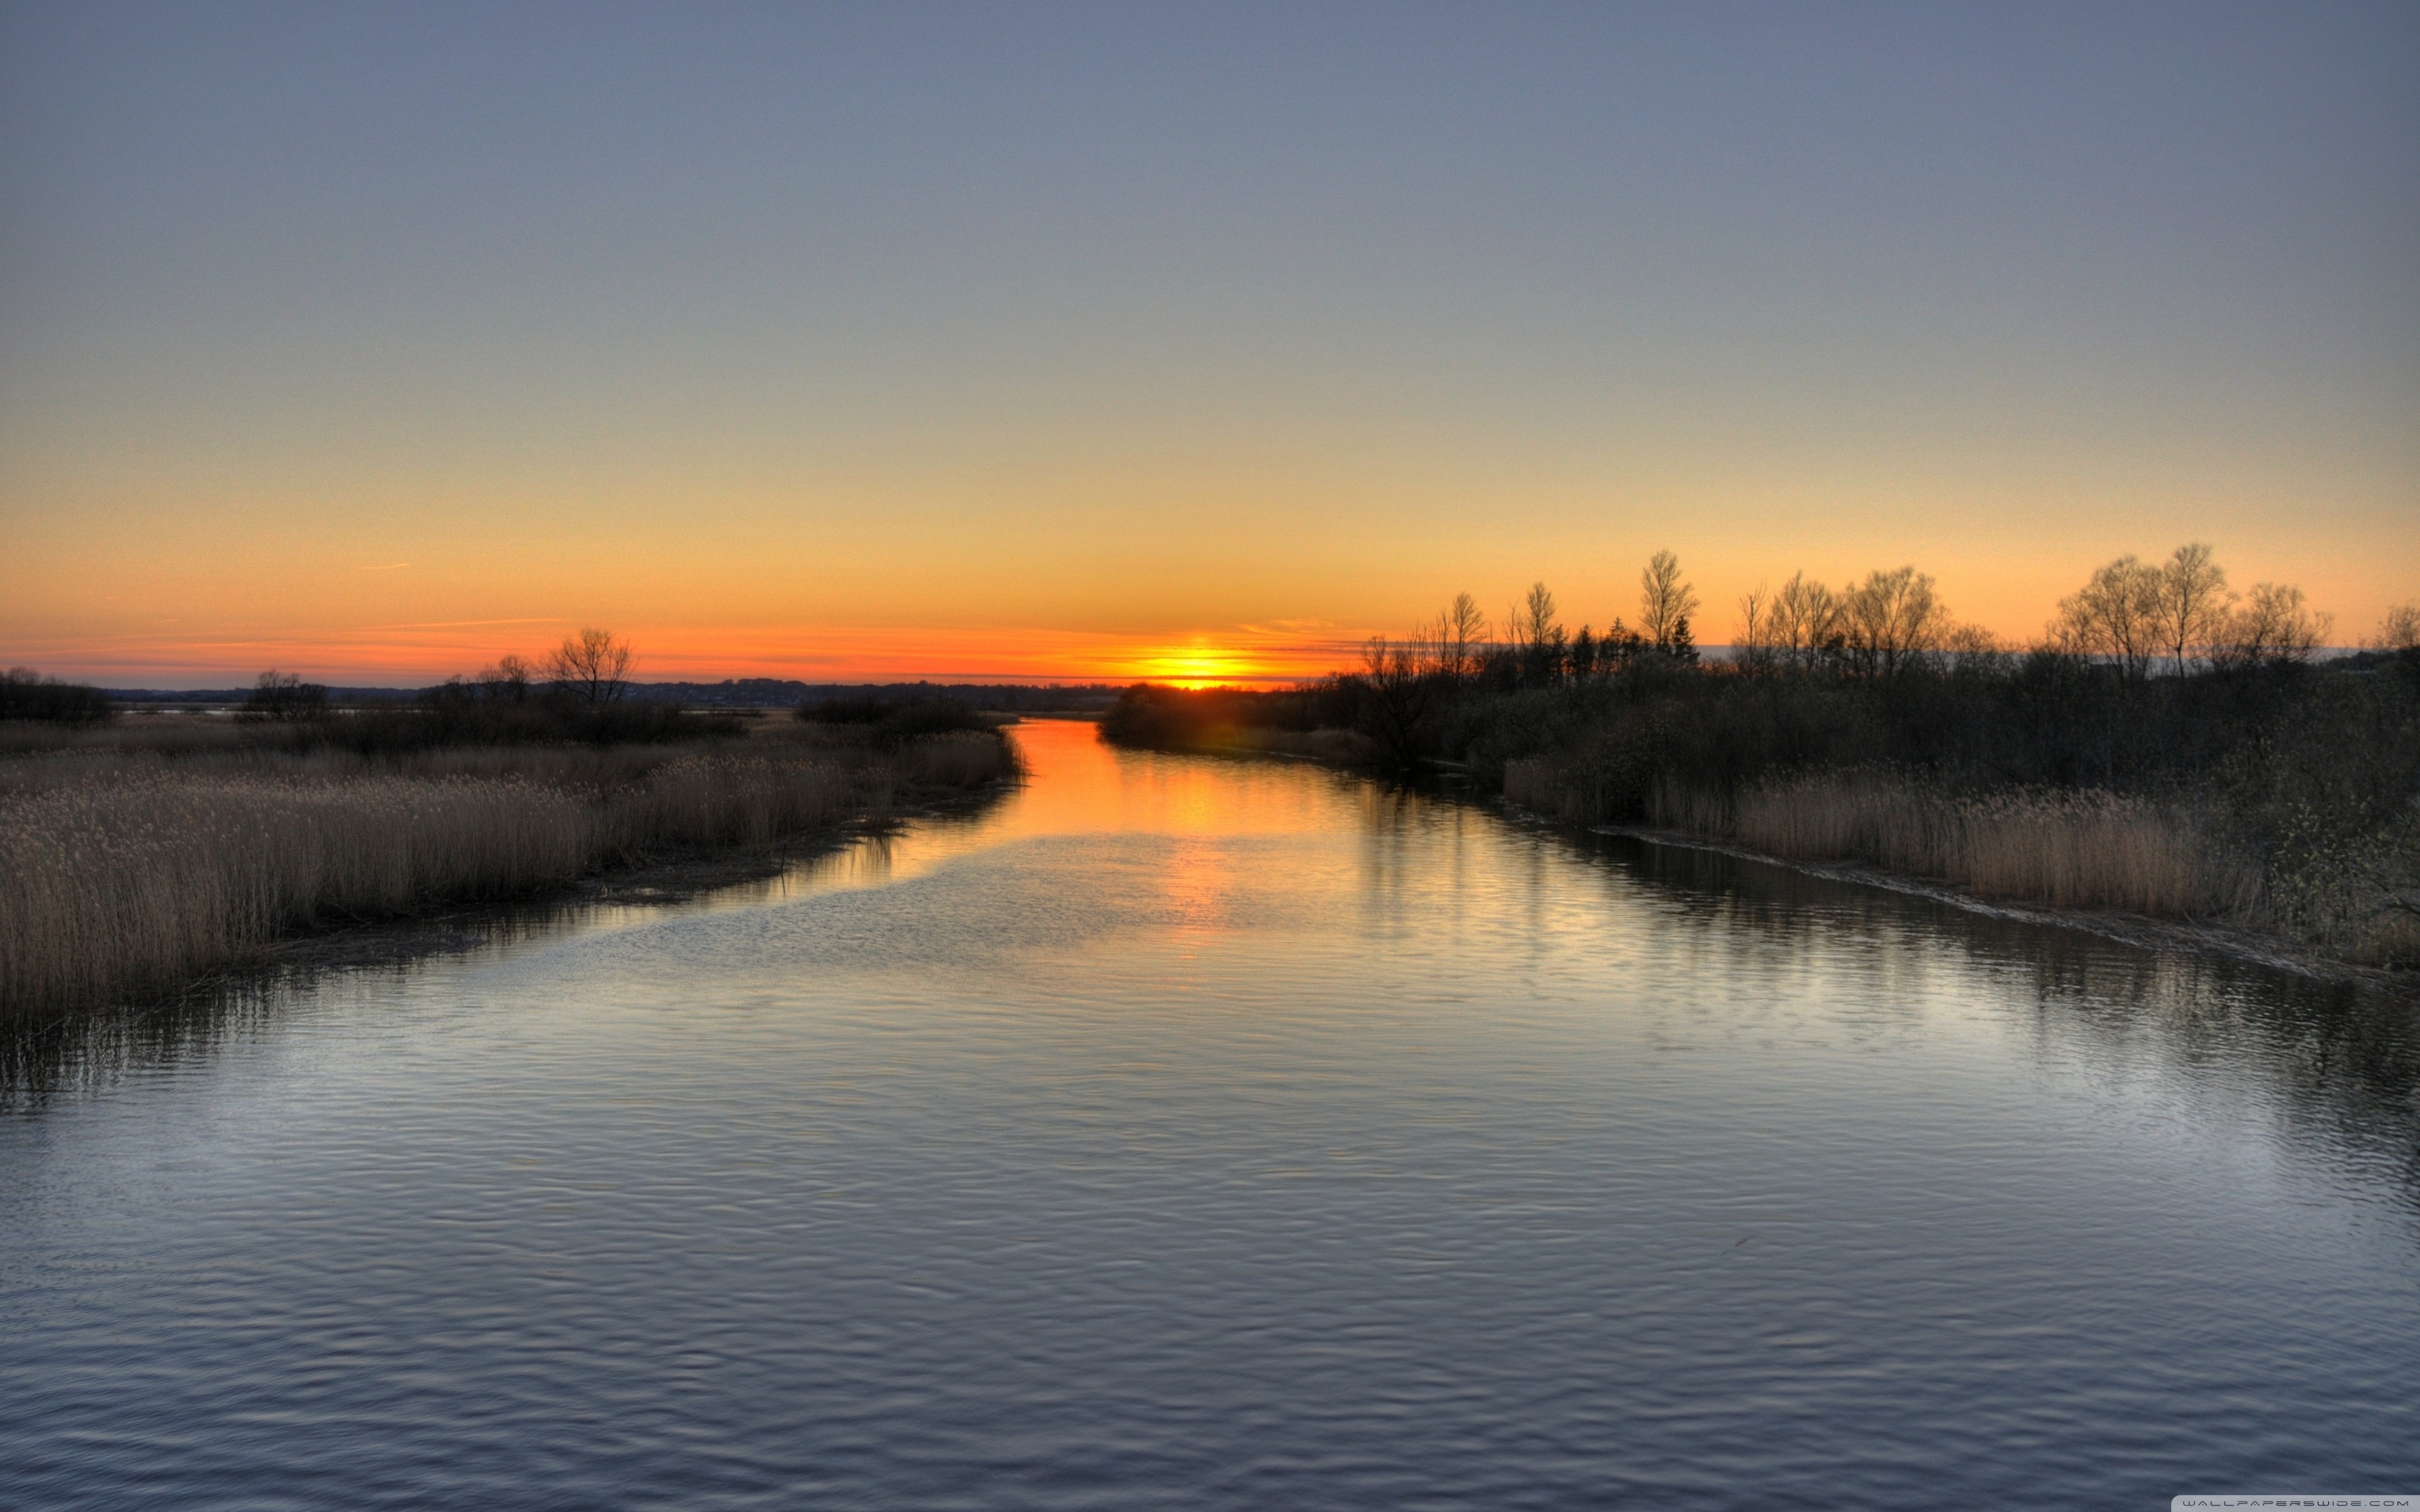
5,719,2418,1509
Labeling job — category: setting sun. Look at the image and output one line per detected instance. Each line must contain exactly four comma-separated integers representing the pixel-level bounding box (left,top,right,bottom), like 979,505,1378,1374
1131,646,1259,689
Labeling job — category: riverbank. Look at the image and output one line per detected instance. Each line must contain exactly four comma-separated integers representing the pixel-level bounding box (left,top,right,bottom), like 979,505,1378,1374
0,718,1021,1016
1102,714,2387,985
1098,650,2420,973
1582,822,2416,997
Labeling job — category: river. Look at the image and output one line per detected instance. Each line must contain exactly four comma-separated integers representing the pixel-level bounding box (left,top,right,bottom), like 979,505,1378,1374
4,716,2416,1509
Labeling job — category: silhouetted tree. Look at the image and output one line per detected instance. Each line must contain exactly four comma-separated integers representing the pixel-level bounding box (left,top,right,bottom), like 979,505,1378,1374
2368,600,2419,654
242,670,328,722
1734,583,1777,672
1772,571,1839,670
1514,581,1564,685
2053,556,2162,679
475,654,534,701
1640,549,1700,655
2216,583,2332,667
1440,592,1488,680
1599,618,1647,670
2151,542,2234,675
1838,566,1948,677
547,629,636,704
1356,634,1441,765
1570,625,1599,680
1667,614,1698,664
0,668,113,726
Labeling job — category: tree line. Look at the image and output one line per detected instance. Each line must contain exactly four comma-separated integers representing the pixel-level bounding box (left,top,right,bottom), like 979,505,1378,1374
0,668,113,726
238,627,642,722
1363,543,2391,699
1104,548,2419,963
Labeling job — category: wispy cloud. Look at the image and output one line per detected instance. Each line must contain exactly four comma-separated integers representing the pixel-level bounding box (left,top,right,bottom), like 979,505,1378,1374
359,617,562,631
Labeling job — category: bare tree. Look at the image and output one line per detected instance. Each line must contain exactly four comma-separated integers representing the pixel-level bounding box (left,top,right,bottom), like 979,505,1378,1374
475,653,533,701
1939,622,2007,673
2215,583,2332,667
1440,592,1488,679
2052,556,2162,679
2368,600,2419,653
1639,550,1699,653
547,628,637,704
1837,566,1949,677
1509,581,1564,684
2150,542,2233,675
1734,582,1776,672
1519,582,1560,649
1771,572,1837,670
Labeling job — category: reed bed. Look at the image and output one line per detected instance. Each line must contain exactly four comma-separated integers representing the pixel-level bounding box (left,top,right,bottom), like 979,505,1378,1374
899,730,1015,788
1644,772,2264,921
0,714,262,759
1,730,1015,1015
1499,759,1578,822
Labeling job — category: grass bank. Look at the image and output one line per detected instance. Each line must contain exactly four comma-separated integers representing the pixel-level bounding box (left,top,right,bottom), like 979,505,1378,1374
0,719,1017,1015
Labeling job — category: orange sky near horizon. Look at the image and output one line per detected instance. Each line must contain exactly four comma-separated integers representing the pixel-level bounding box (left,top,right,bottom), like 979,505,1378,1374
4,428,2413,688
7,496,2409,689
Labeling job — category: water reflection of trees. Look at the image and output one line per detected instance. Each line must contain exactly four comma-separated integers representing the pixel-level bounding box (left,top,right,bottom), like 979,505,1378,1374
1348,776,2419,1215
1594,830,2420,1216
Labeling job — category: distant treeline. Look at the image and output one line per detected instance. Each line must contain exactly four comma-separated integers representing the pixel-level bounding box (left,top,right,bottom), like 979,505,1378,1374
1102,550,2420,967
793,692,1001,747
12,618,1119,736
98,679,1122,710
190,642,730,751
1,669,112,727
12,631,1063,752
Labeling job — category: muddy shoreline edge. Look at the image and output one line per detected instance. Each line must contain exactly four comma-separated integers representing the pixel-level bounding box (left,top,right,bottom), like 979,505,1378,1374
1586,821,2417,1000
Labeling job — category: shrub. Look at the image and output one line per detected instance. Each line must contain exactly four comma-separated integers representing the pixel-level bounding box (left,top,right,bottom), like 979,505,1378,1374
1,668,113,727
240,671,328,723
797,694,991,747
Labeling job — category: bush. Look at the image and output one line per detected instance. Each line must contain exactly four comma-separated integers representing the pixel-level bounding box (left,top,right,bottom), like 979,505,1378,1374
1,668,113,727
797,694,991,747
311,685,745,754
240,671,328,723
1097,683,1354,751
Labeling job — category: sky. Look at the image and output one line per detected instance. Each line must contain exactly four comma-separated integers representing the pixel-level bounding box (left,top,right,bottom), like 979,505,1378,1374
3,1,2414,686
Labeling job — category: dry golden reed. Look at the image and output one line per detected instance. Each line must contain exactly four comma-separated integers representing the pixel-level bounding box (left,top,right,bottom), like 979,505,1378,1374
1656,774,2261,919
1504,759,2262,922
1,731,1012,1014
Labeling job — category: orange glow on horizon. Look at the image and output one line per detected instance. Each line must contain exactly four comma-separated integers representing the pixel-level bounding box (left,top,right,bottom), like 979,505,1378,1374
1123,644,1269,689
0,618,1366,690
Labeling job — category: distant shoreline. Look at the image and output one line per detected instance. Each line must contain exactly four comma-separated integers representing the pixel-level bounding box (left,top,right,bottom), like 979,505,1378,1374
89,680,1127,713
